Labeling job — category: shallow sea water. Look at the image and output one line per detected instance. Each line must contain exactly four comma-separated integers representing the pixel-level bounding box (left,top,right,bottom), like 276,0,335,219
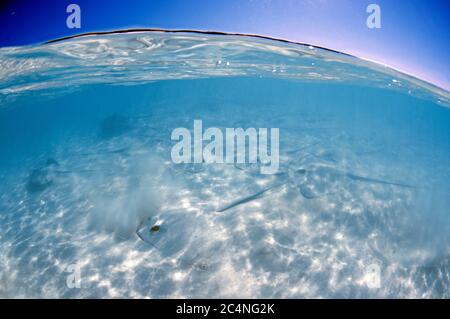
0,31,449,298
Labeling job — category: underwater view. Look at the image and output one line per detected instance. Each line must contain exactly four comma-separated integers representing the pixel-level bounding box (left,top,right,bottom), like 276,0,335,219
0,31,449,298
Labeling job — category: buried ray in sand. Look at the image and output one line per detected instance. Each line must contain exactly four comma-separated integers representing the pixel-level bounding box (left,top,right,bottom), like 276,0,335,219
217,162,417,212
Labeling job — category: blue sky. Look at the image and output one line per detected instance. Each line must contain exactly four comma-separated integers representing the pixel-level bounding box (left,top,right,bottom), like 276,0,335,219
0,0,449,90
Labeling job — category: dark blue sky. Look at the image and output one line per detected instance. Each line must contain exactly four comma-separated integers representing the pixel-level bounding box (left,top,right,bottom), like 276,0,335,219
0,0,449,90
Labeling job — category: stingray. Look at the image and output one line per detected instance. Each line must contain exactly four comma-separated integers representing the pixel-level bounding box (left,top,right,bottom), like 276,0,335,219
136,212,217,272
73,146,131,157
26,158,61,193
217,164,416,212
25,157,102,193
99,114,134,139
217,183,286,212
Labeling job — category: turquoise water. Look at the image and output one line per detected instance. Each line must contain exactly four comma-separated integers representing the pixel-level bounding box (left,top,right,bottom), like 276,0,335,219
0,31,449,298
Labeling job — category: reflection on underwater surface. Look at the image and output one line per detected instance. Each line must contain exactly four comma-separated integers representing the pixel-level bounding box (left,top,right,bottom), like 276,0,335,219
0,32,449,298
